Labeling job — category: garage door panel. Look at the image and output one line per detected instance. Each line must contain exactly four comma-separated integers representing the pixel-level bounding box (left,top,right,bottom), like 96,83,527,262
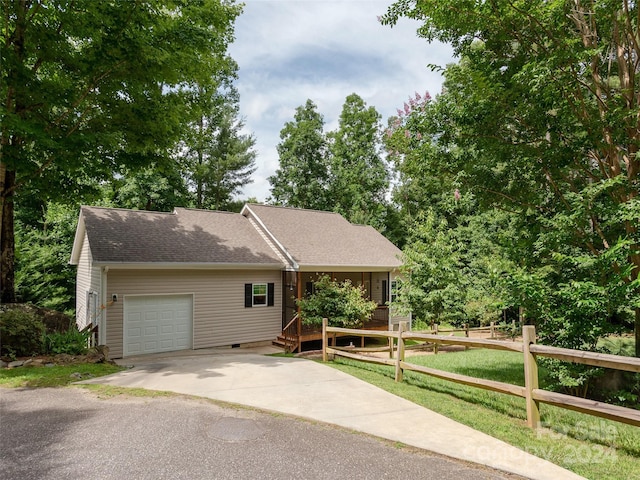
124,295,193,357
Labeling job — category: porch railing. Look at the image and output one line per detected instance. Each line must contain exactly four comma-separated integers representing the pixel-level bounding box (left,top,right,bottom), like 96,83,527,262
281,313,300,353
281,306,390,352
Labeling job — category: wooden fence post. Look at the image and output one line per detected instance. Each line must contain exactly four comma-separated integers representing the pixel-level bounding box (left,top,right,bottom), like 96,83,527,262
464,323,469,350
522,325,541,429
322,318,328,362
490,321,495,339
395,321,407,382
433,323,439,354
389,335,394,359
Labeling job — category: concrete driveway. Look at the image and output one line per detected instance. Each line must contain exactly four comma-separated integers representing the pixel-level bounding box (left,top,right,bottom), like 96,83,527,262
81,349,586,480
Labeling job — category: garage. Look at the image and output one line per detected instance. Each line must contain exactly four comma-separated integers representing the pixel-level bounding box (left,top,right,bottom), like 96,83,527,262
123,295,193,357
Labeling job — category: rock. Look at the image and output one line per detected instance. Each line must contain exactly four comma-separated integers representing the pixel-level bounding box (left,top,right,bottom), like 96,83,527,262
23,359,33,367
70,372,83,379
86,345,109,364
85,352,105,364
0,360,8,368
31,359,44,366
45,363,55,368
8,360,25,368
53,354,76,365
95,345,110,361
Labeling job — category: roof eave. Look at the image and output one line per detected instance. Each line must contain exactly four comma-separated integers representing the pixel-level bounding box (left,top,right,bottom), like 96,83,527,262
297,264,402,273
92,262,286,270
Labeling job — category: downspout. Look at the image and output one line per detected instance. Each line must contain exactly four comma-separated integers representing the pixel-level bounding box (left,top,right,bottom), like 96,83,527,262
100,267,109,345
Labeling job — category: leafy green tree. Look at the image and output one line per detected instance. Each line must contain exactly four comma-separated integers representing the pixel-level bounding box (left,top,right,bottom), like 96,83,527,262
399,209,481,327
328,93,389,229
110,163,189,212
385,92,513,325
269,100,330,209
15,202,77,313
297,274,377,329
181,86,257,211
1,0,241,302
383,1,640,355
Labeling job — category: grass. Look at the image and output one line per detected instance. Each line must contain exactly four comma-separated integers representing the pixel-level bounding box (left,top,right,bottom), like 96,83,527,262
328,348,640,480
0,363,124,388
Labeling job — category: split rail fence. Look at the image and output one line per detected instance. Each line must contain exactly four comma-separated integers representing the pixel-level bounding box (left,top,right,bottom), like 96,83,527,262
321,319,640,429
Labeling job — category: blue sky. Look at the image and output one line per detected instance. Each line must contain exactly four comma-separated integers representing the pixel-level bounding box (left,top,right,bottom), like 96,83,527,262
228,0,455,201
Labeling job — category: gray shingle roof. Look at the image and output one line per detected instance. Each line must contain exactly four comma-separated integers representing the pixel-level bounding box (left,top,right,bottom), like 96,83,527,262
244,204,402,269
80,206,284,266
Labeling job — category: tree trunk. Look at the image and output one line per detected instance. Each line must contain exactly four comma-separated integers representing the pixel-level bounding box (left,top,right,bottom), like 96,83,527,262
1,168,16,303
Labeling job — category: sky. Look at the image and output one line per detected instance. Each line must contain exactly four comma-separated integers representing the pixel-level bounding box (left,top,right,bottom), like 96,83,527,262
228,0,456,201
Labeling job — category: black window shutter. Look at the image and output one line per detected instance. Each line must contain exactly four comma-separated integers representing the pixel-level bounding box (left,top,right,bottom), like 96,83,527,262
267,283,275,306
245,283,252,308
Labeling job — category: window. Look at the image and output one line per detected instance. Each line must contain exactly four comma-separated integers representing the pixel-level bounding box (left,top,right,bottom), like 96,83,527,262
253,283,267,306
391,281,398,303
245,283,275,308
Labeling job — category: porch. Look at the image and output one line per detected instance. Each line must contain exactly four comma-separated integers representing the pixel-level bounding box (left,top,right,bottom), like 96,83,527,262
274,271,396,353
274,308,391,354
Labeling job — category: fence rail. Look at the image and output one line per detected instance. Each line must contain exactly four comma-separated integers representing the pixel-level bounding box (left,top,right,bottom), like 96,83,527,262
321,319,640,429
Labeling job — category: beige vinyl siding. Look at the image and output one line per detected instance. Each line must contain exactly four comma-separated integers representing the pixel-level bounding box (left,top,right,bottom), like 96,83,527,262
105,269,282,358
371,272,388,305
75,234,101,329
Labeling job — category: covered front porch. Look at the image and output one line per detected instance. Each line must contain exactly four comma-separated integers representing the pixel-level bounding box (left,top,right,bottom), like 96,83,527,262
275,271,393,353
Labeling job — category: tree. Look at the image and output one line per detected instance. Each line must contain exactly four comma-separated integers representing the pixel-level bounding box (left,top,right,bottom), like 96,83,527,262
182,98,257,211
15,202,77,313
111,163,189,212
1,0,241,302
383,1,640,355
328,93,389,229
399,210,465,326
269,100,330,209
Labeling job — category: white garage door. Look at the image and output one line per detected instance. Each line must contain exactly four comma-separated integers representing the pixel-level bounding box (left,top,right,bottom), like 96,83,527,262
124,295,193,357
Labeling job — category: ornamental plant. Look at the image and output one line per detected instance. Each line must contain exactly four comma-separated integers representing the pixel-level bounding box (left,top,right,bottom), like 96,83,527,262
297,275,377,329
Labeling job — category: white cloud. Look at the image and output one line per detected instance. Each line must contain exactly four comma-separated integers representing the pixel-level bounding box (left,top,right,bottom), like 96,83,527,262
229,0,456,201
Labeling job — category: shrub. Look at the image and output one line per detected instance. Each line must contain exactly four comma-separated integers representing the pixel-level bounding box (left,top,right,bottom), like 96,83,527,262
43,324,91,355
297,275,378,329
0,309,46,358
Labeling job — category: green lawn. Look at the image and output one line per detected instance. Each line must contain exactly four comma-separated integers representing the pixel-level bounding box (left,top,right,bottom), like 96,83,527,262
0,363,124,388
328,349,640,480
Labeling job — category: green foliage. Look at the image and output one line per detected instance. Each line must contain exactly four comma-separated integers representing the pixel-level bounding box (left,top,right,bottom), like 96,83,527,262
328,93,390,230
181,89,257,211
1,0,243,301
43,325,91,355
297,275,377,329
269,99,330,210
15,202,79,313
399,210,465,325
0,309,45,358
111,164,190,212
269,94,391,232
381,1,640,357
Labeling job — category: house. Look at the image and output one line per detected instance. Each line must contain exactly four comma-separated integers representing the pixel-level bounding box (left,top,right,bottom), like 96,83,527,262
70,204,409,358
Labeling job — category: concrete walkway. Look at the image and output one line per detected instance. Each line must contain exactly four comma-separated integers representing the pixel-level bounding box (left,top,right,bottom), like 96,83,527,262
81,348,585,480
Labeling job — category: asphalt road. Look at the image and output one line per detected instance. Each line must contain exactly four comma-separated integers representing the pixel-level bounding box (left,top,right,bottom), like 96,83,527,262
1,387,521,480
